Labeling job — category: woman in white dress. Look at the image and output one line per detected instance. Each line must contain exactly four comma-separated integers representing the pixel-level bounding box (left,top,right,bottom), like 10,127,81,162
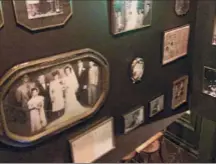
27,88,47,133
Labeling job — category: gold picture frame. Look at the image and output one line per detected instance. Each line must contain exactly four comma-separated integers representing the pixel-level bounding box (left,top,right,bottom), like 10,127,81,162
0,0,4,28
0,48,110,146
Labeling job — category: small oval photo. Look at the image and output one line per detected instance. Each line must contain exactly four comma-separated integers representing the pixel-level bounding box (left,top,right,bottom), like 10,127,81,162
131,58,144,84
175,0,190,16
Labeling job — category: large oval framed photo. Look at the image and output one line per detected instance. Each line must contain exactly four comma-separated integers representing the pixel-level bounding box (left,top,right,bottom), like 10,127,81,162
13,0,73,31
0,48,109,146
0,0,4,28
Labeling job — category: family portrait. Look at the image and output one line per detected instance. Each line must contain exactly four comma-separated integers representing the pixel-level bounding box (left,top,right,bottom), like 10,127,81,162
4,59,102,136
149,95,164,117
163,25,190,65
203,67,216,98
124,106,144,134
0,0,3,28
175,0,190,16
111,0,152,34
172,76,188,109
25,0,63,19
131,57,144,84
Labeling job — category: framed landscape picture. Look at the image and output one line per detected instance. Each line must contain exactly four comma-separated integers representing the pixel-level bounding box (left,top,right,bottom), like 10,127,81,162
203,66,216,98
171,75,189,109
13,0,73,31
162,24,190,65
0,48,109,146
0,0,4,28
130,57,145,84
175,0,190,16
110,0,152,35
149,95,164,117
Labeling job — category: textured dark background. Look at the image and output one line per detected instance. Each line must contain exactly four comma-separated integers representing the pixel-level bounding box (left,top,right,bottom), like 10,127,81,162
0,0,197,162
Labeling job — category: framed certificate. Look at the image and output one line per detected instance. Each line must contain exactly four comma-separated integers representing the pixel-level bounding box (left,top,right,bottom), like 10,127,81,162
69,118,115,163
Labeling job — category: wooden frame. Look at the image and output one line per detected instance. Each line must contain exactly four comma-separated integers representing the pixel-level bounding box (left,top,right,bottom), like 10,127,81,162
0,48,110,146
0,0,4,28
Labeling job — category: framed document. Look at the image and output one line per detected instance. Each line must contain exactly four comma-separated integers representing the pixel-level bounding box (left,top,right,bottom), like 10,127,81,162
69,118,115,163
0,0,4,28
162,24,190,65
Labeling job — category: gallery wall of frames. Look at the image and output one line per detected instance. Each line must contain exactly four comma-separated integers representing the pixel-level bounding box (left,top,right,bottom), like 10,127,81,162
0,0,197,162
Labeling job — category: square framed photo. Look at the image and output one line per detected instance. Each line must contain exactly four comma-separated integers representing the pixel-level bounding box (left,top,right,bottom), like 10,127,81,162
149,95,164,117
123,106,144,134
69,118,115,163
171,75,189,109
0,0,4,28
203,66,216,98
110,0,152,35
162,24,190,65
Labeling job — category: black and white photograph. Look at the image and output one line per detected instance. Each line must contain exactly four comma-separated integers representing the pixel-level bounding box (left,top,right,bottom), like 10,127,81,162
13,0,72,31
111,0,152,35
175,0,190,16
0,0,4,28
149,95,164,117
172,76,188,109
2,49,109,141
123,106,144,134
203,66,216,98
130,57,144,84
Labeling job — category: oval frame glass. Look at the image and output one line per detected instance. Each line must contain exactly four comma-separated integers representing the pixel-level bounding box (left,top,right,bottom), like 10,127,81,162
130,57,145,84
175,0,190,16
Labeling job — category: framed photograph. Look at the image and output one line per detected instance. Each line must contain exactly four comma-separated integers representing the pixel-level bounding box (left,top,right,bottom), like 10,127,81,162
0,48,109,146
149,95,164,117
0,0,4,28
123,106,144,134
171,75,189,109
175,0,190,16
130,57,145,84
203,66,216,98
162,24,190,65
13,0,73,31
212,17,216,45
69,117,115,163
110,0,152,35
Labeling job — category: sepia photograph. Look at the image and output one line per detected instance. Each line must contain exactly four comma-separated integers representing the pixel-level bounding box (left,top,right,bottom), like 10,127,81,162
149,95,164,117
131,57,145,84
212,17,216,45
111,0,152,35
172,75,189,109
162,24,190,65
175,0,190,16
123,106,144,134
0,0,4,28
203,66,216,98
1,49,109,143
13,0,72,31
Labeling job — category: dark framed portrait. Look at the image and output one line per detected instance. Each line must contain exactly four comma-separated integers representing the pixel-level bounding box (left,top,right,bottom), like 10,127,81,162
0,0,4,28
149,95,164,117
123,106,144,134
0,48,109,146
171,75,189,109
203,66,216,98
162,24,190,65
13,0,73,31
130,57,144,84
110,0,152,35
175,0,190,16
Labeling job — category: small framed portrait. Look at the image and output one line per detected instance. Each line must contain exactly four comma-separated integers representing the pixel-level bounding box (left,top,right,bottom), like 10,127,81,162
212,17,216,45
123,106,144,134
203,66,216,98
171,75,189,109
162,24,190,65
130,57,145,83
110,0,152,35
0,48,109,146
0,0,4,28
175,0,190,16
13,0,73,31
149,95,164,117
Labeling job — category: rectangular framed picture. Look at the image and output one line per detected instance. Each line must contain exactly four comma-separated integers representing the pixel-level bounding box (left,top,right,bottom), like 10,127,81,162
212,17,216,45
203,66,216,98
162,24,190,65
69,118,115,163
0,0,4,28
149,95,164,117
171,75,189,109
123,106,144,134
110,0,152,35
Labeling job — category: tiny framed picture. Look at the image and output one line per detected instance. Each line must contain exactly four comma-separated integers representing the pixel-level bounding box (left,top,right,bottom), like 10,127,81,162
203,66,216,98
171,75,189,109
0,0,4,28
123,106,144,134
162,24,190,65
149,95,164,117
130,57,145,84
13,0,73,31
110,0,153,35
175,0,190,16
212,17,216,45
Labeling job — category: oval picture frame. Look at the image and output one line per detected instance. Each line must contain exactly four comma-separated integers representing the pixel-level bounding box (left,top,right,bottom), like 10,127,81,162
130,57,145,84
175,0,190,16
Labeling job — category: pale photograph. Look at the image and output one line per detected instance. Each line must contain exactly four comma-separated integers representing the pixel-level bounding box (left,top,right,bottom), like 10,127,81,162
175,0,190,16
